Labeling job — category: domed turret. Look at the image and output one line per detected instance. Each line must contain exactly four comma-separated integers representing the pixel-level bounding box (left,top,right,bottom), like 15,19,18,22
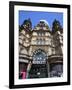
52,19,63,33
34,20,50,30
22,18,32,31
40,20,49,26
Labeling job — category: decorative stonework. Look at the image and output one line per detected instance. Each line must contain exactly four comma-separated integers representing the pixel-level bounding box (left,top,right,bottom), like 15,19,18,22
19,19,63,79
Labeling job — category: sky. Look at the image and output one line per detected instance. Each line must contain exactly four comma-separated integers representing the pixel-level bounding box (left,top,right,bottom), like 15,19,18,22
19,10,63,29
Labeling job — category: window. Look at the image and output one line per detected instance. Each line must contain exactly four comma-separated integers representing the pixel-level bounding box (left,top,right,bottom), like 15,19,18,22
33,49,47,64
50,63,63,77
37,38,45,45
43,39,45,45
37,32,45,36
37,39,39,45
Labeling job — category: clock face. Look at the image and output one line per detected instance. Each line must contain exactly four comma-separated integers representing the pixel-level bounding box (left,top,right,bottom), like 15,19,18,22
33,49,47,64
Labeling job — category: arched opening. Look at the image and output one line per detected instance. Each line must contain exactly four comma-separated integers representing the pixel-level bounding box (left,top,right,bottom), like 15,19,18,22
29,49,48,78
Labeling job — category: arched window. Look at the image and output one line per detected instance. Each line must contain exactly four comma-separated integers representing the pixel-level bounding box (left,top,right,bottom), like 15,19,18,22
37,32,45,36
33,49,47,64
43,39,45,44
37,38,39,45
40,38,42,45
36,38,45,45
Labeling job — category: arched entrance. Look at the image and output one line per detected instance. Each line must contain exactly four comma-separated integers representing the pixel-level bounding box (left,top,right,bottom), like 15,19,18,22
29,49,48,78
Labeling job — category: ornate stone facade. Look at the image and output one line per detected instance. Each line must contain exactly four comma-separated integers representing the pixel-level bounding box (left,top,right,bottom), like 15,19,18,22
19,19,63,79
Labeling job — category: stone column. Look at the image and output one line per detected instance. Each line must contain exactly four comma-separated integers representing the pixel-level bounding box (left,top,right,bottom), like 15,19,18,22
46,61,50,77
26,61,32,78
48,62,50,77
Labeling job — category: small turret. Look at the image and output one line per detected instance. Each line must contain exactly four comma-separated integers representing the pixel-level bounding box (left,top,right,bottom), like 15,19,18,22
52,19,63,33
22,18,32,31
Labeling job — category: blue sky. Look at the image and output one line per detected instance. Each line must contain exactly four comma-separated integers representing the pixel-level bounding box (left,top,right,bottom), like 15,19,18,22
19,10,63,29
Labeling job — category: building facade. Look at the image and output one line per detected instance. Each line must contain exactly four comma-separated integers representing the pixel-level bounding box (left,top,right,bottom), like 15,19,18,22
19,19,63,79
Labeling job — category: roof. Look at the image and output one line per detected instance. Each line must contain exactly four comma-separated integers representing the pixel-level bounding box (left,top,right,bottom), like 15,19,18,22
40,20,50,26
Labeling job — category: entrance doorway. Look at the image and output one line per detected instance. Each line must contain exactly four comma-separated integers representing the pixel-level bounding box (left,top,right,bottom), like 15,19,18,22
29,49,48,78
29,64,48,78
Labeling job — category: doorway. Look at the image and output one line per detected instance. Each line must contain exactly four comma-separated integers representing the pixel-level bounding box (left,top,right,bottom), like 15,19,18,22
29,64,48,78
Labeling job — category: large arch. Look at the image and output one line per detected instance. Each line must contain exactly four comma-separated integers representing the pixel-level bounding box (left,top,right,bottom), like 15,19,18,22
29,49,48,78
32,49,47,64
